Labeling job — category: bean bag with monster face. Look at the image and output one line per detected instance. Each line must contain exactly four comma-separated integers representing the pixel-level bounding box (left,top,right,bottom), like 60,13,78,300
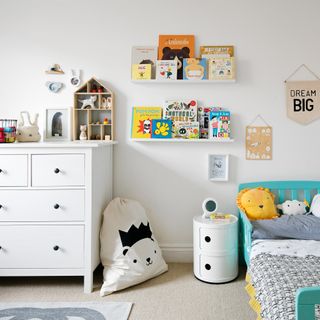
100,198,168,296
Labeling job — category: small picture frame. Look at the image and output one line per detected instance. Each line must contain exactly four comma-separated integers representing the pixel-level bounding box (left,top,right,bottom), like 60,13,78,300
208,154,229,181
44,107,72,141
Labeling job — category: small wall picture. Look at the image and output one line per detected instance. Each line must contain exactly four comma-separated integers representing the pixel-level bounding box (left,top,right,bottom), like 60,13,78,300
208,154,229,181
44,108,71,141
246,126,272,160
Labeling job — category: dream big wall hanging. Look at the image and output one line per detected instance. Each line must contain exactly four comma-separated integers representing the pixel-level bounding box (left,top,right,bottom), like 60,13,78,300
285,64,320,125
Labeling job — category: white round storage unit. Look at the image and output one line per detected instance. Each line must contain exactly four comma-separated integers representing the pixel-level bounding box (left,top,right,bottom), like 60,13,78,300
193,215,238,283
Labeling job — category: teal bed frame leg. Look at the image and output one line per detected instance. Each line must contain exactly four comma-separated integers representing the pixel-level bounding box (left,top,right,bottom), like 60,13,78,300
296,287,320,320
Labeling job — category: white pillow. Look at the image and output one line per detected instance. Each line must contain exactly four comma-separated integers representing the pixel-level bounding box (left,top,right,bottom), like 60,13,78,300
100,198,168,296
310,194,320,217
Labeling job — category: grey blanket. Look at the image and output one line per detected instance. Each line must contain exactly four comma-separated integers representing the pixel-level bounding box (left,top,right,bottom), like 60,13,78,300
252,215,320,241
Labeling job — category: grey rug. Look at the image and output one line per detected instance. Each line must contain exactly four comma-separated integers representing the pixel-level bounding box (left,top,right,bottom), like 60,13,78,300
0,302,132,320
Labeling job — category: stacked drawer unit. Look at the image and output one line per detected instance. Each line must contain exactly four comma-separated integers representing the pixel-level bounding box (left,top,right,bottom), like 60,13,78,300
0,142,114,293
193,215,238,283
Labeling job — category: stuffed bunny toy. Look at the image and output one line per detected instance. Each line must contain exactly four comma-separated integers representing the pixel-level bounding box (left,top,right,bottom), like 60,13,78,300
16,111,41,142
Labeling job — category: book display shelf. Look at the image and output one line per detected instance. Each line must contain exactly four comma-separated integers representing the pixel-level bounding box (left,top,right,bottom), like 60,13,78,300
130,36,236,143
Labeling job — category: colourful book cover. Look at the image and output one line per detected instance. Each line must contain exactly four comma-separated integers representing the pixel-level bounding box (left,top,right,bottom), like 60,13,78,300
200,46,234,59
208,57,235,80
151,119,172,138
131,107,162,138
131,64,152,80
158,35,195,79
209,111,231,139
198,107,217,139
156,60,177,80
164,99,197,122
183,58,207,80
172,121,199,139
131,46,157,79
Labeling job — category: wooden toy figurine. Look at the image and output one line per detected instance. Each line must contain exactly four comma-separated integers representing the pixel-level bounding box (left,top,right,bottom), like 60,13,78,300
79,125,87,140
79,96,97,109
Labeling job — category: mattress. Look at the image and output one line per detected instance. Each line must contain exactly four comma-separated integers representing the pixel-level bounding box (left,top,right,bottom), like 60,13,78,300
247,239,320,320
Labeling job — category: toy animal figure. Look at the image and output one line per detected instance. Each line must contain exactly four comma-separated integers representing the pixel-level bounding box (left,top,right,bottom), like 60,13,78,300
79,125,87,140
277,200,309,215
16,111,41,142
79,96,97,109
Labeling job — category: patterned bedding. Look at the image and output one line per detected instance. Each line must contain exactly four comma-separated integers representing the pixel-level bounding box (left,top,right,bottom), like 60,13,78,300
247,240,320,320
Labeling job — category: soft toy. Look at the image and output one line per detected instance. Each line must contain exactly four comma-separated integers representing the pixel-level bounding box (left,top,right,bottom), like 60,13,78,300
277,200,309,215
237,187,278,220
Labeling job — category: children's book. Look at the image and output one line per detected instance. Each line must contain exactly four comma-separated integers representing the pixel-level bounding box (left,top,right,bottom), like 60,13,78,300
172,121,199,139
208,57,235,80
151,119,172,138
131,64,152,80
131,46,157,79
209,110,231,139
200,46,234,59
158,35,195,59
131,107,162,139
164,99,197,122
158,35,195,79
183,58,207,80
198,107,218,139
156,60,177,80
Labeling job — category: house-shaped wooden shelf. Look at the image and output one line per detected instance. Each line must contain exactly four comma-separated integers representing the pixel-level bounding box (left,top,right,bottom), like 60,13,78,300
73,77,114,141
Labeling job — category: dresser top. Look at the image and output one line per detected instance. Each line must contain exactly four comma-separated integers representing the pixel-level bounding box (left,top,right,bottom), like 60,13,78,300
0,141,117,149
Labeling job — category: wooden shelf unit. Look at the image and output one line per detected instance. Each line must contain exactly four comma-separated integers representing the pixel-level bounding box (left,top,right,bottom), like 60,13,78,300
73,77,114,141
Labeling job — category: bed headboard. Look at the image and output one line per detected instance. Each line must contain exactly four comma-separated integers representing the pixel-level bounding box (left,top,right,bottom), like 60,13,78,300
239,180,320,204
238,180,320,266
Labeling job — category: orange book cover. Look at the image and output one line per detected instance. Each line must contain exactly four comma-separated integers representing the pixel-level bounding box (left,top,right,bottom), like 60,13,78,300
158,35,195,59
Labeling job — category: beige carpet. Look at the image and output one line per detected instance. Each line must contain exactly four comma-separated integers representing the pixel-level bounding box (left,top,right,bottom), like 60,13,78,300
0,263,256,320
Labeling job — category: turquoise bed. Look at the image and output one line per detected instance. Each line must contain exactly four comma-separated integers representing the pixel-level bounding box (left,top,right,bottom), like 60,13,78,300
239,180,320,320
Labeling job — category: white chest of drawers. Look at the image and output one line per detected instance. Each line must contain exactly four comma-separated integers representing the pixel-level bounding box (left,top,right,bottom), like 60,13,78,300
193,215,238,283
0,141,116,293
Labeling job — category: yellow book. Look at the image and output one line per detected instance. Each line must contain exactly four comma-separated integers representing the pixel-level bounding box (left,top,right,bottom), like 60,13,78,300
131,64,152,80
131,107,162,139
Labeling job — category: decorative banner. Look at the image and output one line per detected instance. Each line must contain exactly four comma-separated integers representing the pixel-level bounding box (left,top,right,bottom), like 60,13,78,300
286,80,320,125
246,126,272,160
285,64,320,125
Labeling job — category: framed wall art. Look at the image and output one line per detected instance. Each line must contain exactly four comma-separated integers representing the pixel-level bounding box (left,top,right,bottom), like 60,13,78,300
44,107,71,141
208,154,229,181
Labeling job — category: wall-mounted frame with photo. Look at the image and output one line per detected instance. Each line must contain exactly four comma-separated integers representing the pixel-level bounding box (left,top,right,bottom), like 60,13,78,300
44,107,72,141
208,154,229,181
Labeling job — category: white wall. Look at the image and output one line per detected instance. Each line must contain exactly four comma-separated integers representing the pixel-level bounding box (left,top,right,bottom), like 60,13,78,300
1,0,320,261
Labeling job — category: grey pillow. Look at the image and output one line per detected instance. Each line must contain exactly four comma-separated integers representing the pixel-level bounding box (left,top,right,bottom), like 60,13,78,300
252,214,320,241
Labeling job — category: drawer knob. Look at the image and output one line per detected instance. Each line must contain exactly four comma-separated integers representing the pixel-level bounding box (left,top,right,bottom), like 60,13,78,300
205,263,211,270
53,245,60,251
0,169,3,173
205,236,211,243
0,246,2,250
0,205,2,209
54,204,60,210
54,168,60,174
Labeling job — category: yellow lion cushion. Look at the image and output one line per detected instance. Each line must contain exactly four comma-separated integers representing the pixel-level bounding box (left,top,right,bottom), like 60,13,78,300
237,187,278,220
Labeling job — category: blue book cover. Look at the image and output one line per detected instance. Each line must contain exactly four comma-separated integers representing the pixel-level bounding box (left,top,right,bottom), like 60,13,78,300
151,119,172,139
209,111,231,139
183,58,207,80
